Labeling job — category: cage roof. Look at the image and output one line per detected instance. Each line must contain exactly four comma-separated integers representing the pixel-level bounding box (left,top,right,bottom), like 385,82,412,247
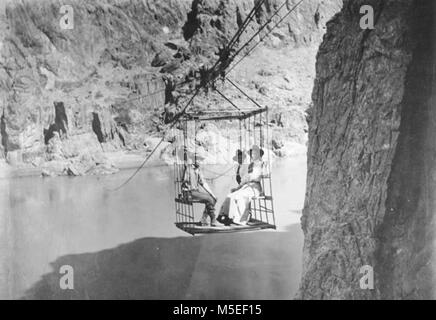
181,107,268,121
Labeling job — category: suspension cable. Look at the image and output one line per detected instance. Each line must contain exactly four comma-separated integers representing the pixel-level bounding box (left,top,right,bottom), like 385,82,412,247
108,85,203,191
111,78,191,107
110,1,269,112
226,77,263,109
199,0,267,90
107,1,271,191
226,0,290,65
226,0,267,50
215,87,244,114
203,165,235,181
109,42,240,191
227,0,306,74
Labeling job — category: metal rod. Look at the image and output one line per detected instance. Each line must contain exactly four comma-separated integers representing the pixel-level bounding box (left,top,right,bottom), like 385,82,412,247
238,119,241,151
215,87,245,114
183,107,267,121
267,109,276,227
226,77,263,109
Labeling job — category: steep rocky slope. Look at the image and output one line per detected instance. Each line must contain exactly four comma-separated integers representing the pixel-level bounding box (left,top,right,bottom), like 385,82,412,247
0,0,340,176
300,0,436,299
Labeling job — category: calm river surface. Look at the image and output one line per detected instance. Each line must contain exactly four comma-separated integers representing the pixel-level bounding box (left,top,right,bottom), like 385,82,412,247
0,156,306,299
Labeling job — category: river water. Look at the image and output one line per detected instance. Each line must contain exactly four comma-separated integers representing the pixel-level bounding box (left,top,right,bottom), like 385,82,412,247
0,156,306,300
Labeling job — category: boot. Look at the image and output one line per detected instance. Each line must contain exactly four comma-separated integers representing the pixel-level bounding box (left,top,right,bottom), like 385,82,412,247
200,210,209,226
210,214,224,227
217,214,232,226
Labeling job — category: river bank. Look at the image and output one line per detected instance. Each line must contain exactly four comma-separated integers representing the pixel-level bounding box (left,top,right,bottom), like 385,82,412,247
0,149,167,179
0,141,307,179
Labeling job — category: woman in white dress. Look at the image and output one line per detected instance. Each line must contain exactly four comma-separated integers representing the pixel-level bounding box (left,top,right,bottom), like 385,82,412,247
219,145,264,225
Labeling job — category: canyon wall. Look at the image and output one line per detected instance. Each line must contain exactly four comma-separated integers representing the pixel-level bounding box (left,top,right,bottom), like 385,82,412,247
0,0,340,174
300,0,436,299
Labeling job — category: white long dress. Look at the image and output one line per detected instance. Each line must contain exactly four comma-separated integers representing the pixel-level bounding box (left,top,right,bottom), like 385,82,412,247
226,160,263,225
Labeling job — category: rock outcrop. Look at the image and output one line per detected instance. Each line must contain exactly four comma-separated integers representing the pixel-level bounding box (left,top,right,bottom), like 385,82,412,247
300,0,436,299
0,0,340,175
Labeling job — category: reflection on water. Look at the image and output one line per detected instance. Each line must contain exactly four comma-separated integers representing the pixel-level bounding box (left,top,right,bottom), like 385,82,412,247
0,157,306,299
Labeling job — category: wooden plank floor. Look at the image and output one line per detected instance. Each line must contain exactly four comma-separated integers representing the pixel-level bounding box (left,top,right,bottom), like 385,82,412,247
175,219,276,235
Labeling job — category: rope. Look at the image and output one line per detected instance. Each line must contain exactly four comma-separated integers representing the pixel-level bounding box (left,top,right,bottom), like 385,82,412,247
113,88,165,105
107,86,203,191
110,36,241,191
203,165,236,181
112,78,191,107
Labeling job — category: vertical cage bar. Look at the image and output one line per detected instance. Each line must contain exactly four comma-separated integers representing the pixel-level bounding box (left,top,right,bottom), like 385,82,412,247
266,108,275,227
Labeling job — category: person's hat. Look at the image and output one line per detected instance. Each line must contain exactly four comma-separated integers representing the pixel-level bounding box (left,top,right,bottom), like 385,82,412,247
249,145,264,158
232,149,247,162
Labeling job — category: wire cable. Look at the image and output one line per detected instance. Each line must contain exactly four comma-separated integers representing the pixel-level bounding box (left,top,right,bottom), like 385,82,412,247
226,0,267,50
226,0,290,64
107,86,203,191
107,1,271,191
203,165,236,181
227,0,306,75
226,77,263,109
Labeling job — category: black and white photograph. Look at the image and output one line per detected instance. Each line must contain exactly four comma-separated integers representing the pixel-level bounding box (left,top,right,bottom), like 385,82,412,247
0,0,435,303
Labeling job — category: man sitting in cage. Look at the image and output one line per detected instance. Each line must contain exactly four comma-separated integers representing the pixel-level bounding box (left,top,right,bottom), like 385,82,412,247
218,145,264,225
181,149,223,227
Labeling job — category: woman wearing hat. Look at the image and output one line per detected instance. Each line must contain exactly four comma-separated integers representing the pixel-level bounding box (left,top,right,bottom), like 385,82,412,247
219,145,265,225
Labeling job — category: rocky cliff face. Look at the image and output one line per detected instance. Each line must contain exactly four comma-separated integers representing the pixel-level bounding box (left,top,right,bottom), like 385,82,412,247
300,0,436,299
0,0,340,175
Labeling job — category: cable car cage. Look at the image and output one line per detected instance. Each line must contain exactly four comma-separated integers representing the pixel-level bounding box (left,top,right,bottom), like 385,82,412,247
172,106,276,235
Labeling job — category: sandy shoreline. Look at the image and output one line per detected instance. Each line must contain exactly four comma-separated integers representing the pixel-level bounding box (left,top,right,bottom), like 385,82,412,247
0,145,307,180
0,152,166,179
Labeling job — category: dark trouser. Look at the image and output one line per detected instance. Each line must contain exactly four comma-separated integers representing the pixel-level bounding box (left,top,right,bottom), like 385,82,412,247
190,190,216,222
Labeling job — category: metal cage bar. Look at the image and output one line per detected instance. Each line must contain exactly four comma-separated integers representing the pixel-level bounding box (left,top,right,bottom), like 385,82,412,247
174,107,276,234
266,109,276,227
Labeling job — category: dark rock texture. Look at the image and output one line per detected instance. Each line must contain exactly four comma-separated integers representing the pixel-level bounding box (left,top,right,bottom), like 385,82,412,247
0,0,191,167
0,0,340,173
300,0,436,299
